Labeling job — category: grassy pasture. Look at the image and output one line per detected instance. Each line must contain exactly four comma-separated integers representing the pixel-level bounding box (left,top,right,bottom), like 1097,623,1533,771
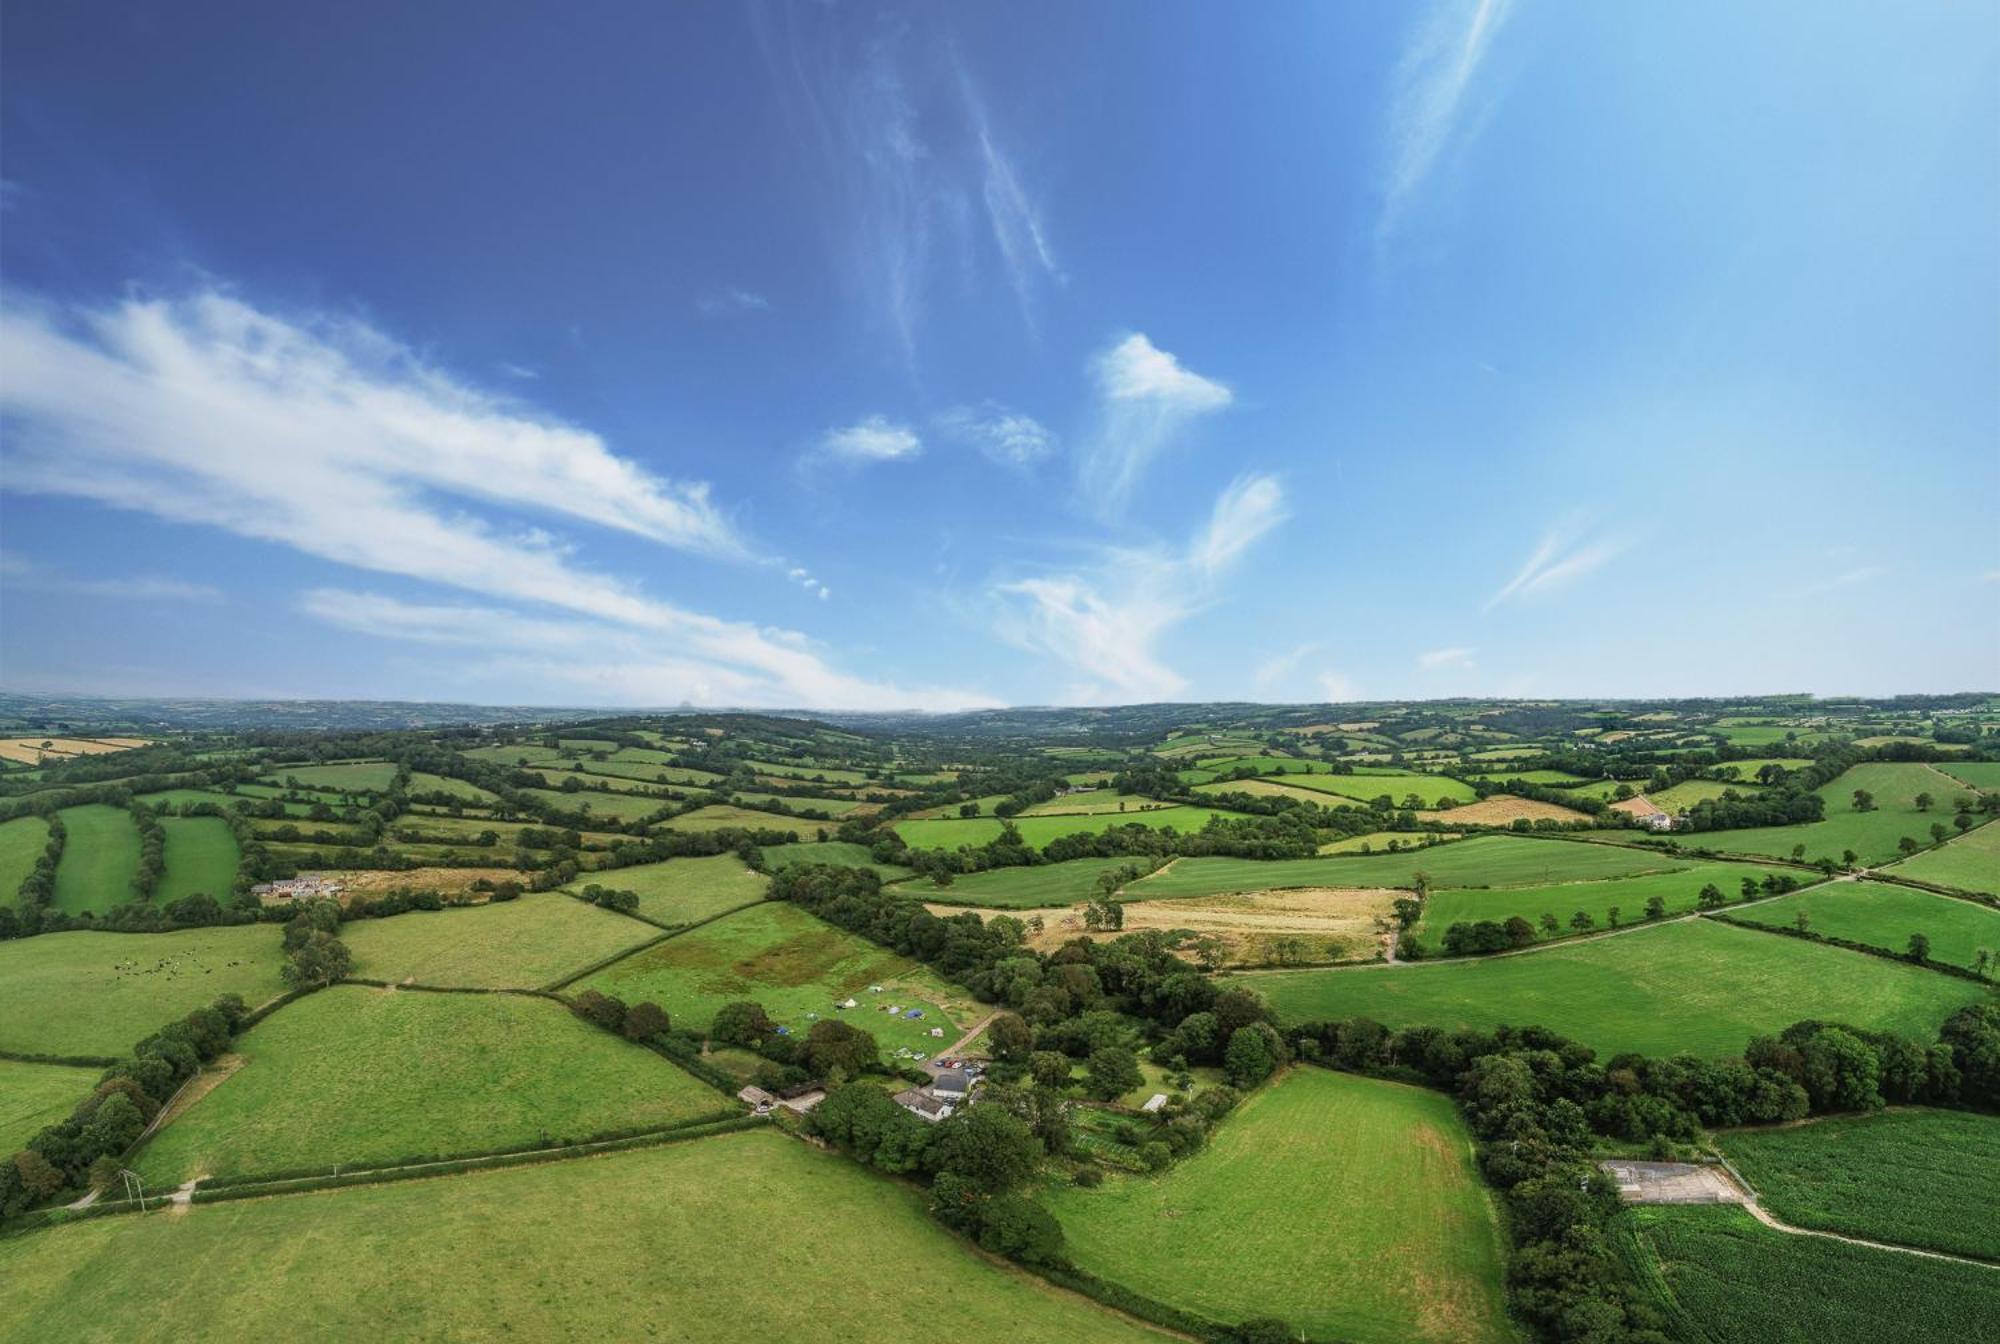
585,760,724,786
341,895,657,989
1935,760,2000,792
1127,836,1683,901
1465,769,1589,786
1412,861,1802,945
1019,789,1172,816
521,787,670,821
1318,830,1463,854
1647,778,1764,812
1712,763,1970,865
1621,1205,2000,1344
0,814,51,907
2,1130,1163,1344
1710,757,1813,779
1190,777,1358,808
457,743,563,765
1272,770,1479,807
890,856,1157,909
1233,918,1990,1058
895,805,1245,852
262,761,399,793
0,1058,99,1152
1716,1108,2000,1260
657,803,811,833
1729,879,2000,969
758,839,913,878
733,792,864,816
1882,820,2000,895
579,902,967,1054
155,817,239,903
1045,1069,1514,1344
530,767,679,795
51,804,141,915
405,771,496,801
133,986,721,1184
0,925,288,1057
573,854,767,926
742,759,871,785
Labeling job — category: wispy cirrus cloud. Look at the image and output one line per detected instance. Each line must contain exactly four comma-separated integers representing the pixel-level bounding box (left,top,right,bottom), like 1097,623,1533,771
0,287,988,710
955,59,1062,330
1380,0,1516,241
1417,645,1476,671
935,402,1056,467
993,474,1286,702
1800,565,1888,596
0,551,223,603
1078,333,1233,517
696,287,773,317
819,415,923,463
1484,525,1630,612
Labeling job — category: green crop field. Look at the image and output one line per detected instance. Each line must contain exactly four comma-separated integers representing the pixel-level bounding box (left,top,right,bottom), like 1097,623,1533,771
0,1058,99,1152
262,761,399,792
758,839,914,879
521,787,670,821
574,854,767,926
657,803,810,832
1621,1205,2000,1344
1413,862,1803,946
1268,769,1479,807
133,986,723,1184
1709,763,1973,866
1233,918,1990,1058
1465,769,1590,786
1882,820,2000,895
0,925,288,1057
342,895,658,989
895,804,1245,852
2,1131,1161,1343
1935,761,2000,792
1046,1069,1514,1343
890,856,1156,908
50,804,141,915
155,817,239,904
406,771,496,801
1127,836,1683,901
1729,880,2000,970
0,814,51,908
1716,1108,2000,1259
579,901,969,1053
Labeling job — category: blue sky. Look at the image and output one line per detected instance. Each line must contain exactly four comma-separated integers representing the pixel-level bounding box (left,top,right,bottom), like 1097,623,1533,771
2,1,1995,709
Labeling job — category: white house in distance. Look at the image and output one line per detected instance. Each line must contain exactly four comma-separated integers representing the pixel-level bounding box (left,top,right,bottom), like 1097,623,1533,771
1608,795,1675,830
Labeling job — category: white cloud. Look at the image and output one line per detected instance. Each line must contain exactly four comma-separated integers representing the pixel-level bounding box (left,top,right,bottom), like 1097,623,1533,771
1253,640,1325,695
1380,0,1516,240
1079,333,1234,516
820,416,922,463
499,362,539,380
0,551,222,603
1485,525,1630,611
1317,672,1361,703
992,474,1285,703
0,288,987,710
935,402,1056,466
696,287,773,317
956,63,1062,328
1417,645,1476,671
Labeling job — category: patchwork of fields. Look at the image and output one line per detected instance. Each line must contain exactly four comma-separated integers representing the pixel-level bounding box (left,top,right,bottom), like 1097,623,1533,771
1710,763,1976,866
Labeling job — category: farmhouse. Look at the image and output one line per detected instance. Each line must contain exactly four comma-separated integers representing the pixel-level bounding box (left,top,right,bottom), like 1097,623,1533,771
930,1069,976,1101
1608,795,1675,830
893,1089,955,1122
251,876,346,901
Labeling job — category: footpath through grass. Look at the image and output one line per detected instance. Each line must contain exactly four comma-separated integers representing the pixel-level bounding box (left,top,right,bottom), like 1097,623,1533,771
1620,1204,2000,1343
1234,918,1991,1058
0,924,287,1058
1729,879,2000,971
2,1130,1166,1344
134,985,723,1185
1716,1107,2000,1260
1045,1068,1516,1344
341,895,659,989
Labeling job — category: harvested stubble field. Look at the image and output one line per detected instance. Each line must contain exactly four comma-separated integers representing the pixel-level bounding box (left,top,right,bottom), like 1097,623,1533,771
1715,1107,2000,1260
1233,918,1990,1058
577,901,970,1053
0,736,152,764
341,895,659,989
132,986,722,1185
1620,1204,2000,1343
572,853,767,926
0,925,288,1057
1045,1068,1516,1344
2,1131,1163,1344
1415,795,1590,825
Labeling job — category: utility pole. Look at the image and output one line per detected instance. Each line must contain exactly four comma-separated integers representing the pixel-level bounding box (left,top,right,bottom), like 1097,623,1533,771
119,1169,148,1213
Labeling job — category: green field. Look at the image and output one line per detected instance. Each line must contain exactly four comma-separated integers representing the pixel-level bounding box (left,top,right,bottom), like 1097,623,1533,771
579,901,968,1053
0,925,288,1057
263,761,399,792
1233,918,1991,1058
0,1058,100,1152
758,840,914,880
733,792,864,816
657,803,810,833
342,895,658,989
0,814,51,908
458,743,563,765
522,787,670,821
2,1130,1161,1343
574,854,767,926
1882,820,2000,895
744,758,870,784
1648,778,1765,812
405,771,496,801
1621,1205,2000,1343
1935,761,2000,792
1019,789,1174,816
1710,763,1973,866
1413,861,1803,946
1045,1069,1515,1344
1710,757,1813,780
1319,830,1464,855
1729,880,2000,971
890,856,1158,908
155,817,239,904
1127,836,1683,901
1465,769,1590,786
895,806,1249,851
133,987,723,1184
1266,769,1479,807
50,804,141,915
1716,1108,2000,1259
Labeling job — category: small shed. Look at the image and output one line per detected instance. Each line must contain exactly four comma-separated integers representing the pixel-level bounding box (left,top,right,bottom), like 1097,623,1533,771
1141,1093,1169,1113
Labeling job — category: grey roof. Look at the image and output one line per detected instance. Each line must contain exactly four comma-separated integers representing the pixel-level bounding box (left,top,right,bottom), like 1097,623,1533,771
931,1070,973,1094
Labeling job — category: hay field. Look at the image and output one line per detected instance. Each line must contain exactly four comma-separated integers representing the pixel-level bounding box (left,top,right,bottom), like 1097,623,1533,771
0,737,151,764
931,886,1396,965
1418,795,1589,825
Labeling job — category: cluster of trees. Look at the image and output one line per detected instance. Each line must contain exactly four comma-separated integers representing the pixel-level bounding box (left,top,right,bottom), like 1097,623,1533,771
571,884,640,915
279,900,352,989
568,989,671,1043
706,999,886,1092
129,803,166,901
0,993,252,1218
1677,788,1825,833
